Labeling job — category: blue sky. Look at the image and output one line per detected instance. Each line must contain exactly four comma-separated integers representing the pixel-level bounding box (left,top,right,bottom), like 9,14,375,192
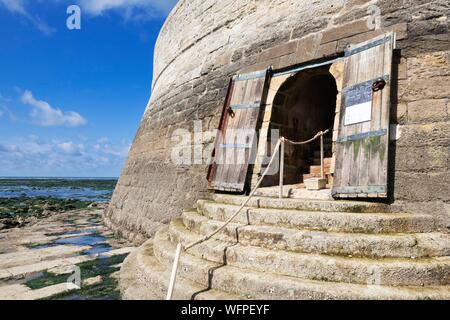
0,0,177,177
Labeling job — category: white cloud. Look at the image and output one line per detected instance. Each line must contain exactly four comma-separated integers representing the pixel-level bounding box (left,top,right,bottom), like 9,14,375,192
20,90,87,127
0,0,27,15
57,141,84,155
0,94,15,121
0,0,55,35
94,138,130,158
0,136,130,176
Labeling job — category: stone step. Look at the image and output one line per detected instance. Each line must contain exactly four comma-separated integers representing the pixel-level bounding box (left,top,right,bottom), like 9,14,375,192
212,194,398,213
175,216,450,259
118,240,244,300
312,158,333,166
169,218,236,263
308,164,332,175
196,200,435,234
154,229,450,300
255,186,334,200
303,173,332,180
154,228,450,287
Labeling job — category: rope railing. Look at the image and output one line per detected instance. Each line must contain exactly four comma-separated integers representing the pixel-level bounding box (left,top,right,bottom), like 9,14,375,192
166,129,330,300
279,128,330,198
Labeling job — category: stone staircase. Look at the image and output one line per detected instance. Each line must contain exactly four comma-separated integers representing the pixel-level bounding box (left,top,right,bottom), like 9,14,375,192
302,157,332,181
119,193,450,300
302,137,333,183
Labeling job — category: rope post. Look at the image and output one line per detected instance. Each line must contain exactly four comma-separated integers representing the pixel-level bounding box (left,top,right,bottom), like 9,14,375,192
166,242,182,300
320,133,324,180
279,138,284,199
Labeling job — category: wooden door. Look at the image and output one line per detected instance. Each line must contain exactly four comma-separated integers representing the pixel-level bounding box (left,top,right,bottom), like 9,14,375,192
208,69,271,192
332,32,395,198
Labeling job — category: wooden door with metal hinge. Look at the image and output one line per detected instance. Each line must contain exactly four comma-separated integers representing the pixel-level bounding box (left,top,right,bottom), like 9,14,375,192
207,68,272,192
332,32,396,198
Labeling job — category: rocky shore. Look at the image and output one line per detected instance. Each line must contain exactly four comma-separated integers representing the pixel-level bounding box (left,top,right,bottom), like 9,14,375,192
0,197,106,230
0,204,135,300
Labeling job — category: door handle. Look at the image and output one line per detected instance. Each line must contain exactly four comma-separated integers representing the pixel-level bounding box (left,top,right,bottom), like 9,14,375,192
372,78,387,92
227,106,235,118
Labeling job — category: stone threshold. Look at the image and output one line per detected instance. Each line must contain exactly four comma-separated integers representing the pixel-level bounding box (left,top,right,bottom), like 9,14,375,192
255,184,332,200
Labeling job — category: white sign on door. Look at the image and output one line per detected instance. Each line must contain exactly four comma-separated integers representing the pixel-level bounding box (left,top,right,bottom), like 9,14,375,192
345,101,372,125
344,81,373,126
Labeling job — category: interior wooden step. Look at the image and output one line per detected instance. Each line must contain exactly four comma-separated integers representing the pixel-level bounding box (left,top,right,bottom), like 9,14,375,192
312,157,332,166
308,164,332,175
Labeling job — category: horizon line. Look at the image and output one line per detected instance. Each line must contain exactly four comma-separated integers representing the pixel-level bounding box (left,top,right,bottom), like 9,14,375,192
0,176,119,179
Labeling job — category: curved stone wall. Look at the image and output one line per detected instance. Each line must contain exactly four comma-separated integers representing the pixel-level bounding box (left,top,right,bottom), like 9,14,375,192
105,0,450,244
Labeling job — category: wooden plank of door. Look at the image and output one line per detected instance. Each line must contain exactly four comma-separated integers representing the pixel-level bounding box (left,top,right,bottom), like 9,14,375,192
207,79,234,189
225,79,255,190
236,77,266,189
332,32,395,198
378,33,396,197
218,79,248,190
209,69,270,192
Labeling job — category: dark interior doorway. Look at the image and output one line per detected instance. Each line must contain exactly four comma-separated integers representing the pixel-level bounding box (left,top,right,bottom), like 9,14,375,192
266,65,338,187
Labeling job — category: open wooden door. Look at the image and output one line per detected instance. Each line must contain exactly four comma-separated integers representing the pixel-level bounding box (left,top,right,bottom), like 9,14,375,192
207,68,271,192
332,32,395,198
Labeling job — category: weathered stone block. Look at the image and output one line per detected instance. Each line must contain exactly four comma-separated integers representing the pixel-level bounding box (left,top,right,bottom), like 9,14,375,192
316,41,338,58
291,17,328,40
397,122,450,147
397,57,408,80
304,178,327,190
258,41,298,63
231,49,243,62
407,99,448,123
398,76,450,102
400,34,450,57
321,18,374,44
239,61,272,75
279,34,321,67
394,171,450,202
396,102,408,124
336,23,407,52
395,145,450,172
407,51,450,80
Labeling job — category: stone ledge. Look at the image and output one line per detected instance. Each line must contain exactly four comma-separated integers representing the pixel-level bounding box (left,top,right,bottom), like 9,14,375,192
321,18,374,44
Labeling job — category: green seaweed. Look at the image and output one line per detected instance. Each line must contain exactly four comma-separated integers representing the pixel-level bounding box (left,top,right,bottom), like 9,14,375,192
345,205,365,213
0,197,94,229
0,178,117,190
26,253,128,300
352,140,361,161
378,141,386,162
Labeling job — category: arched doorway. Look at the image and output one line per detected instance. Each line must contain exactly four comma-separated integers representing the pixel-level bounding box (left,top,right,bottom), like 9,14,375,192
263,65,338,187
